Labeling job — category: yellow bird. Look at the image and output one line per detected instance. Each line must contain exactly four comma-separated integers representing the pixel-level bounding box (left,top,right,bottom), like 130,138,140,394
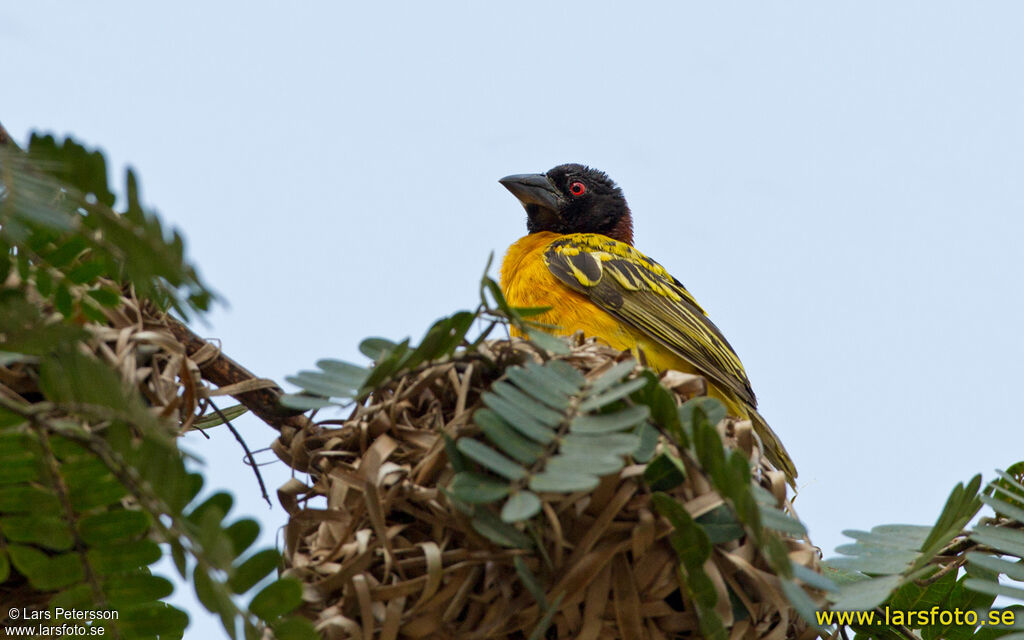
499,164,796,482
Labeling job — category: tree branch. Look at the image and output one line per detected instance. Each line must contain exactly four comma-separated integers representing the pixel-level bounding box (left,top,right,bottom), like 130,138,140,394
0,121,311,442
161,313,311,436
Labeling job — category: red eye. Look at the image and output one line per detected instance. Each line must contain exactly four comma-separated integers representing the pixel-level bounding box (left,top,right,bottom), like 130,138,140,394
569,181,586,196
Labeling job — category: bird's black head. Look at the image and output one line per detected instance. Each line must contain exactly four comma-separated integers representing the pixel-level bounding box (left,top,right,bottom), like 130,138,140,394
499,163,634,244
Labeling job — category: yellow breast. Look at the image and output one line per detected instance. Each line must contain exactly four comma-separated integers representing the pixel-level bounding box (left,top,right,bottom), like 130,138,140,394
499,232,746,418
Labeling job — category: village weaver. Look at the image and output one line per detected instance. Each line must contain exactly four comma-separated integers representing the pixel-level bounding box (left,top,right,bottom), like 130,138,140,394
499,164,796,482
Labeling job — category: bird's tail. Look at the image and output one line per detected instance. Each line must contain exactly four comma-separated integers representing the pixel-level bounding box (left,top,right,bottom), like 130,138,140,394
703,387,798,486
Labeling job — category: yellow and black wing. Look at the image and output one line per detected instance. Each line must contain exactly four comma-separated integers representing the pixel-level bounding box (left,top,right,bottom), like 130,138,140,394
543,234,757,408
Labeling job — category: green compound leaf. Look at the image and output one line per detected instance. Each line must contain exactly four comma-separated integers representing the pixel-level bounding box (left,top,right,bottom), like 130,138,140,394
476,405,555,445
696,506,745,544
2,515,74,550
545,452,624,476
87,539,162,574
116,603,190,638
225,519,262,556
470,510,533,549
285,371,359,400
791,563,839,593
103,573,175,608
358,337,398,361
249,578,304,621
505,366,571,410
570,405,649,434
456,438,526,481
315,359,370,388
449,472,512,504
679,397,727,431
831,574,904,611
759,505,808,537
522,361,585,395
78,509,151,545
489,382,565,426
585,360,638,395
560,432,640,456
970,525,1024,559
229,549,281,595
477,408,546,464
578,376,647,411
523,327,571,355
781,579,823,629
192,404,249,430
644,452,688,491
529,470,600,493
967,552,1024,582
279,394,338,411
501,491,542,522
272,617,320,640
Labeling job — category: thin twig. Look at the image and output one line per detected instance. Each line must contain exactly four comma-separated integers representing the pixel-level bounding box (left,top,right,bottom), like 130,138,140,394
208,398,271,507
917,556,966,586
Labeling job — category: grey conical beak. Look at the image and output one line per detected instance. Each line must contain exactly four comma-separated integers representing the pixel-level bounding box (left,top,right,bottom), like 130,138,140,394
499,173,563,212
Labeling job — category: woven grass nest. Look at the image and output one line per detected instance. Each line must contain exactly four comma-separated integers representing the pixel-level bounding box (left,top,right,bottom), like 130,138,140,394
0,276,825,638
0,282,213,430
273,334,824,640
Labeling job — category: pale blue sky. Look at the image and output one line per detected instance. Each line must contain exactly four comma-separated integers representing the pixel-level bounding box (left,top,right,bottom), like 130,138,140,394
5,2,1024,636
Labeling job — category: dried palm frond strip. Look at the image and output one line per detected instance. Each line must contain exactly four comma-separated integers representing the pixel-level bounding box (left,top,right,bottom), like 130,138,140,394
273,335,823,639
